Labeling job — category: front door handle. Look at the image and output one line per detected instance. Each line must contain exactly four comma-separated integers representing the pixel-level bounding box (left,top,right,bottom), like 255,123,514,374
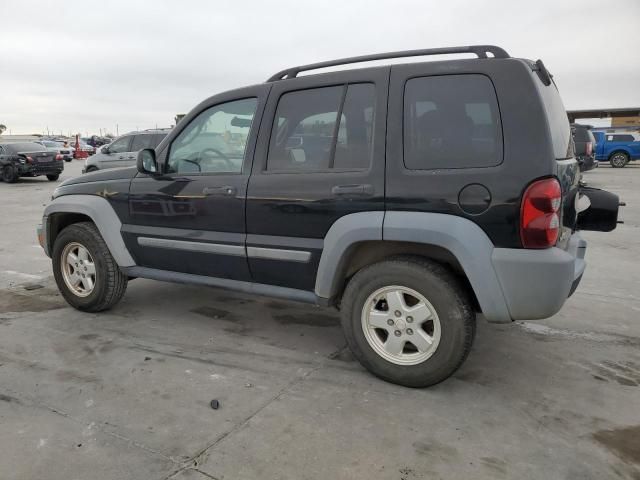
203,185,237,196
331,184,374,196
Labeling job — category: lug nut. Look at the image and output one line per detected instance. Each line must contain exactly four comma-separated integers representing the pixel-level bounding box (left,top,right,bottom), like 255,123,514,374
407,328,413,335
394,310,402,317
394,330,401,337
407,316,413,323
387,319,394,326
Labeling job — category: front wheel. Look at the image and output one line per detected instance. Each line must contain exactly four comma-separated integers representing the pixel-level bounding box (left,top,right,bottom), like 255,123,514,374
52,222,128,312
610,152,629,168
46,174,60,181
2,165,19,183
340,256,475,387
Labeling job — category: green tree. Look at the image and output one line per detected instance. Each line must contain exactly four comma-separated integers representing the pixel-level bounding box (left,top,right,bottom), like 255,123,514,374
0,124,6,135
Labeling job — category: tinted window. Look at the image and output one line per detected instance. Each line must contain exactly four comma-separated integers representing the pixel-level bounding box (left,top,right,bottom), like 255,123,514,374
150,134,166,148
130,134,152,151
167,98,257,174
267,84,375,172
610,134,634,142
571,126,591,142
108,136,132,154
404,75,503,170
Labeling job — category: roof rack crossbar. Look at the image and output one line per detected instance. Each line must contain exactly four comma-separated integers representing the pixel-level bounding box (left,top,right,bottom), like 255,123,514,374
267,45,509,82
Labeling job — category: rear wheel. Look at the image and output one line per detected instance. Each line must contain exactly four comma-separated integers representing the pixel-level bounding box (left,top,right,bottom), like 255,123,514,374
64,158,72,163
610,152,629,168
46,174,60,181
85,166,98,173
2,165,19,183
340,256,475,387
52,222,127,312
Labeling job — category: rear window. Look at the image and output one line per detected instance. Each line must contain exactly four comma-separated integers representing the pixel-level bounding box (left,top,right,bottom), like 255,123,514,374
3,143,44,153
403,74,503,170
533,76,572,159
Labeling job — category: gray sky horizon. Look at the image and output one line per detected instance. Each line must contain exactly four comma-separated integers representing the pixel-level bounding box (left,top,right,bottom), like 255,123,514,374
1,0,639,135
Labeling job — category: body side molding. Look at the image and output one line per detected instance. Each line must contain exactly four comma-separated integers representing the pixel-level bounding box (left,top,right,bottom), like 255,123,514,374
43,195,136,267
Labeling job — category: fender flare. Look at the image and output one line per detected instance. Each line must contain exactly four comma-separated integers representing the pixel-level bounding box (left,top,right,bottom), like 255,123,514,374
43,194,135,267
315,211,512,323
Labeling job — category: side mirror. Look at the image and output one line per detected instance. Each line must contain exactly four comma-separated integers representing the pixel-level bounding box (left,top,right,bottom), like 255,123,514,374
137,149,158,175
102,145,110,154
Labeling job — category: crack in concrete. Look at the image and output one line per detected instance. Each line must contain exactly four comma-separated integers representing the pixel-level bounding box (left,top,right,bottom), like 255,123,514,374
162,346,340,480
0,387,179,466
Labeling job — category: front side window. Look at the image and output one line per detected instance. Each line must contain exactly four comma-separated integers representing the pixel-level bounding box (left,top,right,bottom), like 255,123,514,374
267,84,375,172
404,74,503,170
167,98,257,174
108,136,132,154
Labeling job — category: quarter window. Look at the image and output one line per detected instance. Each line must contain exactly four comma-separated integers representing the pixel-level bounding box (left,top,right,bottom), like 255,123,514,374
267,84,375,172
403,74,503,170
167,98,257,174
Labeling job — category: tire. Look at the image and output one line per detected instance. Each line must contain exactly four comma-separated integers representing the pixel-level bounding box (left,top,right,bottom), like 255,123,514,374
52,222,128,312
610,152,629,168
46,174,60,181
85,166,98,173
64,158,72,163
2,165,19,183
340,256,475,387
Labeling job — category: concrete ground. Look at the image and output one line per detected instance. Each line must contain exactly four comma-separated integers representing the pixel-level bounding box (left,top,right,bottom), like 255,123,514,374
1,160,639,480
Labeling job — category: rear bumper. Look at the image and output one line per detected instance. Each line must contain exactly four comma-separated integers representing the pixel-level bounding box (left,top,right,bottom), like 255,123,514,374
490,233,586,321
19,162,64,176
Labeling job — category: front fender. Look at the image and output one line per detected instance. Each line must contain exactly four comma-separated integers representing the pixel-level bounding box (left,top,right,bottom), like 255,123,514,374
42,194,135,267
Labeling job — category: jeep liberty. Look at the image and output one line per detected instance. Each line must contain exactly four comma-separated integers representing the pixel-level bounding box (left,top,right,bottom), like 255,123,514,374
37,46,620,386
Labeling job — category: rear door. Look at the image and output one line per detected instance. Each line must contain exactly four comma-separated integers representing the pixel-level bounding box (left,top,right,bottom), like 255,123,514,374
246,68,388,291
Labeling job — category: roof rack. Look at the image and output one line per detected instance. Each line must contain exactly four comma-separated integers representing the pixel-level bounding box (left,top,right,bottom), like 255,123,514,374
267,45,509,82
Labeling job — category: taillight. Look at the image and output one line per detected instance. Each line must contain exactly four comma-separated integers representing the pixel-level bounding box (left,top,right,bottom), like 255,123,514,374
26,156,33,163
55,154,63,160
520,177,562,249
586,142,593,156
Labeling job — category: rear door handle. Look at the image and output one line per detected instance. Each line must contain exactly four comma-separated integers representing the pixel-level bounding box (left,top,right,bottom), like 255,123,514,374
203,185,237,196
331,184,374,196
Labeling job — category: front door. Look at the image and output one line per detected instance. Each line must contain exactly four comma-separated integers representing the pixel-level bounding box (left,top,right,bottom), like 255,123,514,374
124,87,268,280
246,68,388,291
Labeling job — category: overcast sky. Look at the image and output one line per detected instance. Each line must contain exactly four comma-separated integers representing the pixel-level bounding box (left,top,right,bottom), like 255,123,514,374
1,0,639,135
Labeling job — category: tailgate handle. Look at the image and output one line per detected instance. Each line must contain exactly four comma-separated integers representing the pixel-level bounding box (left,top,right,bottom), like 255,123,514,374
331,184,373,196
203,185,237,196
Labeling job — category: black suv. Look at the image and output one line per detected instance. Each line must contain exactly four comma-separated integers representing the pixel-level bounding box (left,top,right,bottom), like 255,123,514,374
37,46,619,387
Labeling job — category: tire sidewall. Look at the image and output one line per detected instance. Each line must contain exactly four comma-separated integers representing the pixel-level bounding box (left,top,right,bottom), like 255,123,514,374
342,261,472,387
2,165,18,183
52,225,110,309
610,153,628,168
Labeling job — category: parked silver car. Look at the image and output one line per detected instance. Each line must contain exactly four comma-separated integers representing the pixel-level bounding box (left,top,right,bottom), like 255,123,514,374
36,140,75,162
82,129,169,172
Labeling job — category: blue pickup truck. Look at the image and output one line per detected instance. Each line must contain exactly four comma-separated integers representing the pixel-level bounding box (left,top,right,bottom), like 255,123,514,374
592,131,640,167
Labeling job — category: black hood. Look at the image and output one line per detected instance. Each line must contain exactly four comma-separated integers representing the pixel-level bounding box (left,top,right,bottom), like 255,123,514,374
60,166,138,187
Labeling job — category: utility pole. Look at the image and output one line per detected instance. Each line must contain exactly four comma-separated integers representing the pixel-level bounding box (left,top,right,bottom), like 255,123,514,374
116,124,119,136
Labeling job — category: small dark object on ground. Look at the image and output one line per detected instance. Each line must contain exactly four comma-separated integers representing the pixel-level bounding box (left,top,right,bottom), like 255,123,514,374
210,399,220,410
144,356,151,361
23,283,44,291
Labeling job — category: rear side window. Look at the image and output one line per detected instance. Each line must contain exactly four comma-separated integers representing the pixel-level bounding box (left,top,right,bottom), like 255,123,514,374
130,135,152,151
403,74,503,170
609,134,634,142
150,134,166,148
267,84,375,172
